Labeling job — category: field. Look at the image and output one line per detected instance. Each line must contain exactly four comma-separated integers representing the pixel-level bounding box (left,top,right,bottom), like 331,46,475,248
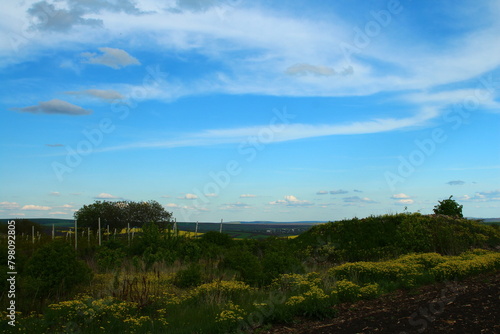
1,213,499,333
0,218,318,240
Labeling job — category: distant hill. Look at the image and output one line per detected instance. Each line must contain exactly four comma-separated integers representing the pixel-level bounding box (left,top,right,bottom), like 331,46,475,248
0,218,75,227
476,218,500,223
232,221,326,225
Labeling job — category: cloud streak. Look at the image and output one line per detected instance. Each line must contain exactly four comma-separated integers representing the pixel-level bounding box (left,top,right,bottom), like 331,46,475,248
94,106,440,152
269,195,313,207
94,193,122,200
81,47,140,69
65,89,124,101
12,99,92,115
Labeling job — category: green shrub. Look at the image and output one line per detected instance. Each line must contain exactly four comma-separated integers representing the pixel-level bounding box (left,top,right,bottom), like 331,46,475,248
262,250,304,286
295,213,500,262
96,240,125,272
201,231,233,247
174,264,203,288
221,248,263,286
23,241,92,297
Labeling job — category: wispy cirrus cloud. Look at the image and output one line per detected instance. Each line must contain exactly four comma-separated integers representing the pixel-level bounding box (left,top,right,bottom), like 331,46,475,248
65,89,124,101
92,106,440,153
343,196,377,204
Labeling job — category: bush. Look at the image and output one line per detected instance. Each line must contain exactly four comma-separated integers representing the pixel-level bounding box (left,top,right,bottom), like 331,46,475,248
23,241,92,297
221,248,263,286
96,240,126,272
262,250,304,285
201,231,233,247
295,213,500,262
174,264,203,288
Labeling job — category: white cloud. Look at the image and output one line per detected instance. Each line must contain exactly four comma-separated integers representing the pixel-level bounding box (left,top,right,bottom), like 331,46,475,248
395,199,415,205
205,193,218,198
391,193,410,199
12,99,92,116
49,211,67,215
21,204,51,211
460,190,500,202
240,194,256,198
165,203,179,208
94,193,122,199
269,195,313,207
49,192,61,196
0,202,20,210
316,190,329,195
391,194,414,205
81,47,140,69
181,193,198,200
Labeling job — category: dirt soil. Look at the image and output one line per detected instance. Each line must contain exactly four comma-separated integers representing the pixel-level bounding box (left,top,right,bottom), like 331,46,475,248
263,271,500,334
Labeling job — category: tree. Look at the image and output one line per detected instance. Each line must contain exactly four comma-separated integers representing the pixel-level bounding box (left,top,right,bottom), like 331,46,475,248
74,200,172,229
433,195,463,218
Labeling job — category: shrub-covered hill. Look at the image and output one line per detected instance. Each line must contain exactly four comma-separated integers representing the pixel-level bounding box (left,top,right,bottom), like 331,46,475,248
293,213,500,263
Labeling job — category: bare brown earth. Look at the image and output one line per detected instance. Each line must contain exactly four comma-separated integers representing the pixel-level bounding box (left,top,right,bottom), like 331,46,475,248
263,271,500,334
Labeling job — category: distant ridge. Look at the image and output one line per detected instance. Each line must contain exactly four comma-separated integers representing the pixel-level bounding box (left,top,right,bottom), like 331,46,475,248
233,221,326,225
1,217,498,226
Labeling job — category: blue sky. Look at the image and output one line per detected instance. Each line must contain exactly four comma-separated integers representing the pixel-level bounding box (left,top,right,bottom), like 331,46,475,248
1,0,499,222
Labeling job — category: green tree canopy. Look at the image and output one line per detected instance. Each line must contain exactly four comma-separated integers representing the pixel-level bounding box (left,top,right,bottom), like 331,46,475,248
74,200,172,229
433,195,464,218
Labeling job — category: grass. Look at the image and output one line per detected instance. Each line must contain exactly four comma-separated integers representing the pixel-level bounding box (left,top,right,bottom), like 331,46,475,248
2,213,500,333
